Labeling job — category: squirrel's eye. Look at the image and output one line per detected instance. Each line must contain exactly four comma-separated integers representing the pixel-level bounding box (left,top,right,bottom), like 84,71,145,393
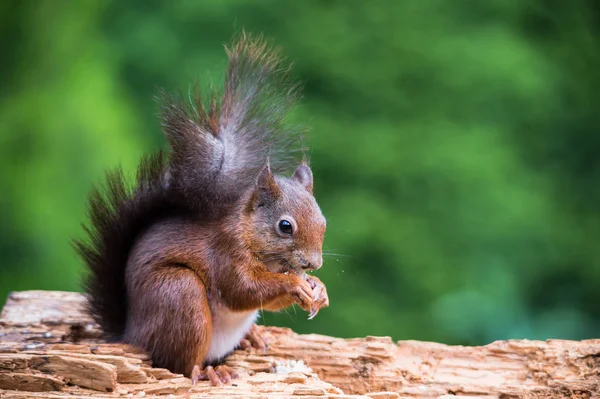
278,220,293,235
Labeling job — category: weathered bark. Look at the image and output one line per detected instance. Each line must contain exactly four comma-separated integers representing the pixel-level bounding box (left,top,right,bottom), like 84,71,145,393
0,290,598,398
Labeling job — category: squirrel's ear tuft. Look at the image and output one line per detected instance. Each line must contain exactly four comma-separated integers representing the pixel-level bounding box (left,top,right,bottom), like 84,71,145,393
293,164,313,193
254,162,281,204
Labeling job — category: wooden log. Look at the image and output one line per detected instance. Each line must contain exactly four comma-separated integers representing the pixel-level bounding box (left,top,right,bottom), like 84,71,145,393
0,290,598,398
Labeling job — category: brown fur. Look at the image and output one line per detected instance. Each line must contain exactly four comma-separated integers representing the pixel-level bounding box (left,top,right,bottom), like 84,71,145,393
75,33,327,378
124,166,325,375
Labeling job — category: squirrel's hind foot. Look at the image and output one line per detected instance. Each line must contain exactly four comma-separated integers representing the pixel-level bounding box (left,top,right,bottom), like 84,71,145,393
191,364,239,386
238,324,269,352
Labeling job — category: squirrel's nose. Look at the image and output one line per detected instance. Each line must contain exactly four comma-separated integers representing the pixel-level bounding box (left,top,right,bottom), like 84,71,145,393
302,252,323,270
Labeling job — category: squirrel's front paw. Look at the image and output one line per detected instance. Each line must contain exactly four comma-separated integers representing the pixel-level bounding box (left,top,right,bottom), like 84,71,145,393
288,277,314,312
306,275,329,319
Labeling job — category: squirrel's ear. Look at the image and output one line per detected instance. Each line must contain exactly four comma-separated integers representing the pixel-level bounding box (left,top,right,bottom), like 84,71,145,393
251,163,281,208
292,164,313,193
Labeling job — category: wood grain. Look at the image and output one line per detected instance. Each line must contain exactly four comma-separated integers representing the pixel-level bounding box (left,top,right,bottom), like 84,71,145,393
0,290,598,398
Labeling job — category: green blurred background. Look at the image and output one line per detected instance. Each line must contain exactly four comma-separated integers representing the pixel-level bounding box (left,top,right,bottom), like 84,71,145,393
1,0,600,346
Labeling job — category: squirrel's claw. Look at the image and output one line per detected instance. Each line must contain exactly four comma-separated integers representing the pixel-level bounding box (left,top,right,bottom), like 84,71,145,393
306,275,329,320
191,365,201,386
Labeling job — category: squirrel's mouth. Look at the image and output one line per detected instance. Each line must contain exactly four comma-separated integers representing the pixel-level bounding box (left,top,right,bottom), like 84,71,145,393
262,257,307,278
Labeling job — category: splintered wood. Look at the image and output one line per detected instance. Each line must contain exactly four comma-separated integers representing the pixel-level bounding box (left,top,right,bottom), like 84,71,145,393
0,291,598,398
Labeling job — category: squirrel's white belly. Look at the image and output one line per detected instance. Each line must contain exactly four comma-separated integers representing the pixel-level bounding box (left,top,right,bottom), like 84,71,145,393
207,306,258,362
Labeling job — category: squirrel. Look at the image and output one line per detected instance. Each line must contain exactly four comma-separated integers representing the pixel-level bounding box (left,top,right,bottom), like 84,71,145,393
74,33,329,386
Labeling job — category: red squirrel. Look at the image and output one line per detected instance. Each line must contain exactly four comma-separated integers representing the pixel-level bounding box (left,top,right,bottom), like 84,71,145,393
74,34,329,386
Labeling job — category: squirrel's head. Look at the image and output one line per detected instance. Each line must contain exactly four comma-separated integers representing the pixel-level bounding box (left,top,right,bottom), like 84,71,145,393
244,163,326,275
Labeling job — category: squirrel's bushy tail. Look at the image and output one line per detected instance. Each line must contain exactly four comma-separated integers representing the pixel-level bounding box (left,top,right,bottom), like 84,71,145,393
74,153,190,337
162,32,305,216
75,33,304,338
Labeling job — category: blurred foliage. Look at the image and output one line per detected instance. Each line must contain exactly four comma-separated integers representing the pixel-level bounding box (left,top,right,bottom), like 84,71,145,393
1,0,600,345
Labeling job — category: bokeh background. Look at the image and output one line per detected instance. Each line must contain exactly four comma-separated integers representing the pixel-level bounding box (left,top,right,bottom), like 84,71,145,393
2,0,600,346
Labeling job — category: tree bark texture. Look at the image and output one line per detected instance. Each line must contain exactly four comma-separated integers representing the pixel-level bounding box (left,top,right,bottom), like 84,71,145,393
0,291,598,398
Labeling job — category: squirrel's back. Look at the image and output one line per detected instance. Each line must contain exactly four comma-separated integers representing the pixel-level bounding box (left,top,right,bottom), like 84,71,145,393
74,33,305,338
